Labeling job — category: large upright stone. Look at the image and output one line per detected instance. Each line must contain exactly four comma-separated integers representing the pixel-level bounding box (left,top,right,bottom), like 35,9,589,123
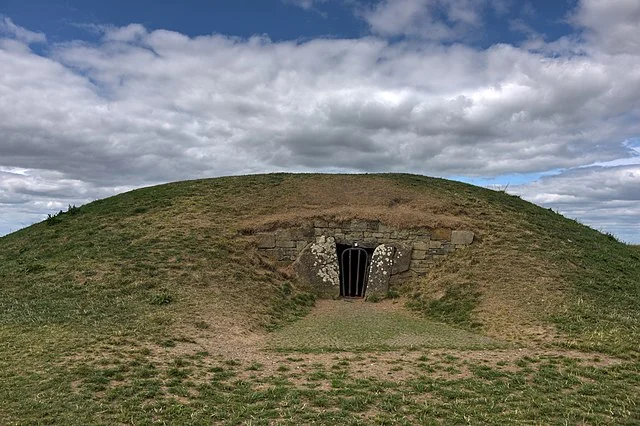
293,236,340,297
367,244,395,298
391,242,412,274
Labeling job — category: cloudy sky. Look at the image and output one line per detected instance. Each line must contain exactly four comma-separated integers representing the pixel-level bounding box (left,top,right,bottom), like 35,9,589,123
1,0,639,242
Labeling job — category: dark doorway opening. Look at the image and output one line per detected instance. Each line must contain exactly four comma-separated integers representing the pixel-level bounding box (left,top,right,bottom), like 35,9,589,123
337,244,374,298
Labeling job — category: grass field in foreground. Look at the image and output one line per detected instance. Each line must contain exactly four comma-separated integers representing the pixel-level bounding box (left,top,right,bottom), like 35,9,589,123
1,173,639,424
1,299,638,425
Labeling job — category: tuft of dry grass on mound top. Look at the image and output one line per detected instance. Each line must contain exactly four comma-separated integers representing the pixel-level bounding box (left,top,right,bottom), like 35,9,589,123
239,174,477,233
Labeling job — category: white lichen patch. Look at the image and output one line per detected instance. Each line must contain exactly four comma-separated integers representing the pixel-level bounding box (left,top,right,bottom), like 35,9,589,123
310,236,339,285
368,244,395,294
372,245,394,267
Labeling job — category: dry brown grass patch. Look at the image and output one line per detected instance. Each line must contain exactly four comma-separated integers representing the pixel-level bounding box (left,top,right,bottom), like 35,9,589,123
413,232,568,344
238,175,477,233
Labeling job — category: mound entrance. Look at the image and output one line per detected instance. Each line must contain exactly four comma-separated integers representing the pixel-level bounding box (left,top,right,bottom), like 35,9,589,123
255,219,474,298
337,244,374,297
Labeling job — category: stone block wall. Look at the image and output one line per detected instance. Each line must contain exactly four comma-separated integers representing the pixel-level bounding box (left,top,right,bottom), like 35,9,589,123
255,219,474,278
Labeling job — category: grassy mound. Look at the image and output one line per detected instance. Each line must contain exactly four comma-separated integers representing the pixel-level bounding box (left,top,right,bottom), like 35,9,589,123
1,173,638,354
1,173,638,424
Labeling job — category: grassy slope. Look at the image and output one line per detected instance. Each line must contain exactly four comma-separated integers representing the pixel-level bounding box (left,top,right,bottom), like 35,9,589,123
0,175,305,339
391,174,640,357
0,173,638,424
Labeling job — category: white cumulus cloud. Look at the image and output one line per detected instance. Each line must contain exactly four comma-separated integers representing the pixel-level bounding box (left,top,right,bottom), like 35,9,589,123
513,164,640,243
571,0,640,55
0,16,46,44
360,0,507,41
0,0,639,241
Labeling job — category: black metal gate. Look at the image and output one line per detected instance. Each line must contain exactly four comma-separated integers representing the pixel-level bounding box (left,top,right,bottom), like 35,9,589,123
340,247,371,298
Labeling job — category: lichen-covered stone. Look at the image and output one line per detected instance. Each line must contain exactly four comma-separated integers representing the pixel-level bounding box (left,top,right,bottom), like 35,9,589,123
367,244,395,297
391,243,412,274
293,236,339,297
451,230,474,245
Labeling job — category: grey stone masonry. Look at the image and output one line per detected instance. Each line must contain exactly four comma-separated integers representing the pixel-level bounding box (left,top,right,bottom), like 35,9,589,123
256,233,276,249
411,250,427,260
276,239,296,248
254,219,474,296
451,230,474,246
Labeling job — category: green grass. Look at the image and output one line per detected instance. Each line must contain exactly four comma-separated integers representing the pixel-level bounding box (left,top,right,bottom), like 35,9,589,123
387,174,640,358
406,282,482,329
268,300,504,352
551,234,640,357
1,173,639,424
2,347,637,425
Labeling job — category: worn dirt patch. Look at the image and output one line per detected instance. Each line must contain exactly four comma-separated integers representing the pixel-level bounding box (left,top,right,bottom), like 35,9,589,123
62,298,626,396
